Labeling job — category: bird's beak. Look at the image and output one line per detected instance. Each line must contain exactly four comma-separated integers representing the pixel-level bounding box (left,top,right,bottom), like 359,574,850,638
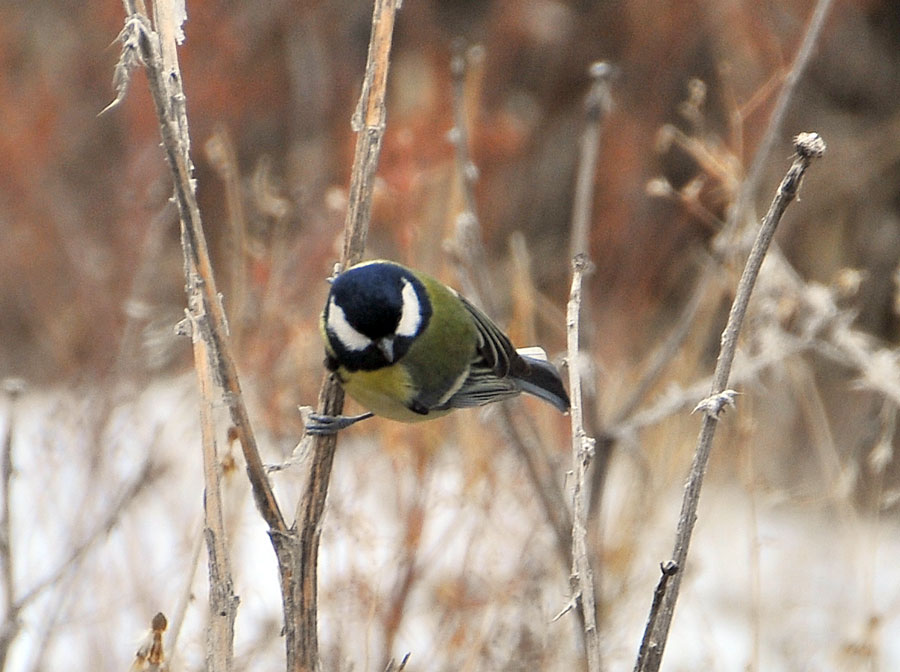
377,337,395,362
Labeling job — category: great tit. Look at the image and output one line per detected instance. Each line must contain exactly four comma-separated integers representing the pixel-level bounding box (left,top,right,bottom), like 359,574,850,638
306,260,570,434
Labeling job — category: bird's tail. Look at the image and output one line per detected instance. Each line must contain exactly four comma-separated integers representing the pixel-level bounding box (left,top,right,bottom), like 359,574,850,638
514,351,571,413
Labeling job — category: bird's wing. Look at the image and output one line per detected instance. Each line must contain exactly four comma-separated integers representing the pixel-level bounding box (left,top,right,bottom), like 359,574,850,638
456,293,519,378
441,364,521,409
435,294,529,410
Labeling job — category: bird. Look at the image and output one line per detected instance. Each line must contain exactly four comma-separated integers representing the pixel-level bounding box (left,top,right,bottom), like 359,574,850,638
306,260,570,434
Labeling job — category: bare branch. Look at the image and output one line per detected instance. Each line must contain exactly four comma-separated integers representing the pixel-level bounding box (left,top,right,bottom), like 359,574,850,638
563,61,614,672
117,0,286,534
717,0,834,245
447,50,619,667
606,258,713,429
447,41,497,314
566,255,602,672
0,379,24,668
111,1,281,669
634,132,826,672
446,41,575,572
165,518,205,667
205,127,250,345
291,1,400,669
570,62,614,260
567,61,616,548
632,562,678,672
114,1,401,666
191,325,237,671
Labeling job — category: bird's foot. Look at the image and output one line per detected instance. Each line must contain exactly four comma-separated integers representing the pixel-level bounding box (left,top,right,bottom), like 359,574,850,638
305,412,374,435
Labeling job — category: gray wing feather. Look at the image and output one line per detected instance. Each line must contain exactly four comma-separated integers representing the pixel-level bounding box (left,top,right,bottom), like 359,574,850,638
456,294,517,377
443,365,521,408
442,293,569,412
439,295,523,409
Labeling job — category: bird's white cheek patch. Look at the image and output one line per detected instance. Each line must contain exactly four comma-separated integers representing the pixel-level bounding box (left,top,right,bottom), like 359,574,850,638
395,278,422,338
327,299,372,351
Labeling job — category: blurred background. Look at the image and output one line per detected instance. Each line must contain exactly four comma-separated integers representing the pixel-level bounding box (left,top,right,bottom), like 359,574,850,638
1,0,899,670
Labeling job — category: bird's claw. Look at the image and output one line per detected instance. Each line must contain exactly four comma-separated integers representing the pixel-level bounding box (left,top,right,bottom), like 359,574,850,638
305,412,373,435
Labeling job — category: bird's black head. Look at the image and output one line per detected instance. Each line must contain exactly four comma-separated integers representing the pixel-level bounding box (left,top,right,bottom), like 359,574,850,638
323,261,432,371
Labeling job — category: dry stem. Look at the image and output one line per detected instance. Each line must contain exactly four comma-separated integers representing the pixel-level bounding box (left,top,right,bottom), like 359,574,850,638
566,256,601,672
116,2,242,669
114,0,399,662
291,1,399,669
191,327,237,670
565,62,613,672
447,41,497,314
634,133,826,672
448,50,617,667
113,0,286,668
570,63,614,261
116,1,285,530
446,40,575,584
717,0,834,245
0,380,23,668
632,562,678,672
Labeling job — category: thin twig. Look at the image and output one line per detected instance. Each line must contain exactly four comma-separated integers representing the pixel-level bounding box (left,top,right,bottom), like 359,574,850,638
717,0,834,245
618,0,834,465
0,379,24,668
592,257,717,516
291,1,399,669
632,562,678,672
630,0,836,444
191,326,237,671
566,62,613,672
205,126,250,346
634,133,826,672
608,258,713,428
116,0,286,533
114,0,399,665
165,515,205,668
131,2,240,668
17,458,160,613
449,41,481,235
447,41,497,314
566,255,601,672
340,0,399,266
380,498,423,669
113,1,282,669
447,48,616,662
498,406,574,569
608,332,810,439
610,0,833,490
566,62,615,557
446,42,576,580
570,62,614,261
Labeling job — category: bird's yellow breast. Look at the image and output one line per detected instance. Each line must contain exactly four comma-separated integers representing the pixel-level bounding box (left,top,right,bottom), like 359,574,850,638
338,365,451,423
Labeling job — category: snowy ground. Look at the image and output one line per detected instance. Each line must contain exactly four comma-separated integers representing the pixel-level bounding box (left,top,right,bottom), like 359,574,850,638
2,376,898,670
